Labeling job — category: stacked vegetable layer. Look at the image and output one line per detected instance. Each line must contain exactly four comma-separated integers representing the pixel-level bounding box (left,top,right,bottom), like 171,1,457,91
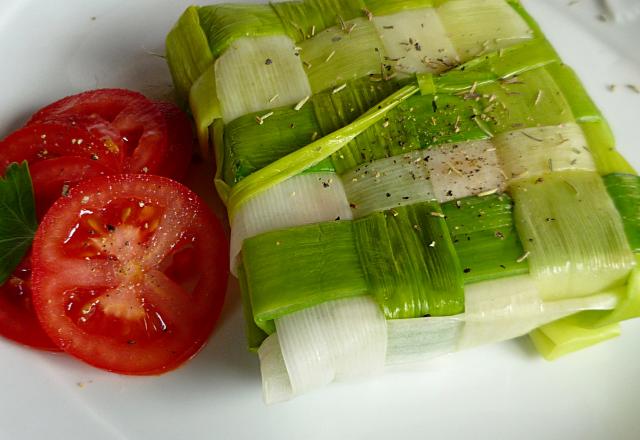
167,0,640,402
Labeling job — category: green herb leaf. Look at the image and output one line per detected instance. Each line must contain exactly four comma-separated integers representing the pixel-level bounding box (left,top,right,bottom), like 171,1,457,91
0,161,37,285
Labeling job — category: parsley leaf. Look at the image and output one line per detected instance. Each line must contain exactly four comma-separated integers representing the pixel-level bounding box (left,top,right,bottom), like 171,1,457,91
0,161,37,285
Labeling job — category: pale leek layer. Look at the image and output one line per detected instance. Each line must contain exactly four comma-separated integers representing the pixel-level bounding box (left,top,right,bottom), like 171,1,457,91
437,0,532,62
215,35,311,123
341,152,435,218
385,316,462,366
494,123,596,182
299,17,387,93
423,138,505,202
373,8,458,74
511,171,636,301
275,296,386,398
272,0,367,41
259,275,617,403
564,263,640,331
459,275,617,349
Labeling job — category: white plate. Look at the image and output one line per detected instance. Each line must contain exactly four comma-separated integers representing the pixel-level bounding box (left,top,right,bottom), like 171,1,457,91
0,1,639,439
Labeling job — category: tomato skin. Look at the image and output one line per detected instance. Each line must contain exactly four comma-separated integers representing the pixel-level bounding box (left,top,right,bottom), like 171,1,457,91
154,102,194,182
31,174,229,374
28,89,170,176
0,256,59,351
0,157,111,351
0,154,111,351
0,121,123,172
30,156,112,220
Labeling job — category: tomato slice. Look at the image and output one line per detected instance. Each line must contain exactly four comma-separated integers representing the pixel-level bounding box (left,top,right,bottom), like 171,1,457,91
0,256,59,351
0,156,112,351
31,174,229,374
28,89,169,175
0,121,123,172
154,102,193,182
30,156,112,219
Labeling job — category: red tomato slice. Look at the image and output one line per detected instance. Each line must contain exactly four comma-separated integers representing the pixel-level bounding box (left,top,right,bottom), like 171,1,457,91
0,156,111,351
0,121,123,172
0,256,59,351
28,89,169,175
30,156,112,219
31,174,229,374
154,102,193,182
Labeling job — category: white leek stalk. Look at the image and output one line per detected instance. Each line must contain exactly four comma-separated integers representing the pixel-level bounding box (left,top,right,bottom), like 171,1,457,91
437,0,532,62
459,275,619,349
341,152,436,218
385,316,462,365
494,123,597,181
215,35,312,123
299,17,386,93
423,138,506,202
260,296,387,404
511,171,636,301
373,8,459,74
258,278,619,403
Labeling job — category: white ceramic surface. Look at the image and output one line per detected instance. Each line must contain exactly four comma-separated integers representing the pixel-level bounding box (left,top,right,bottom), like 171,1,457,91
0,1,638,439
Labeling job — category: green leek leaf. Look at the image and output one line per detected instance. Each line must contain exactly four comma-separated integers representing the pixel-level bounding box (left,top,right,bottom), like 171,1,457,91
353,202,464,319
604,173,640,252
529,315,621,361
242,221,368,334
165,6,214,108
443,194,527,283
223,104,322,185
272,0,367,41
238,264,269,351
364,0,435,16
189,63,220,158
227,84,419,218
197,4,286,57
479,66,574,134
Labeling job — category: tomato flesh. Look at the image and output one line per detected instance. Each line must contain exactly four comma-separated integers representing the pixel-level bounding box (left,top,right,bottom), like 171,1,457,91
28,89,169,175
0,156,111,351
31,174,228,374
0,121,123,172
0,257,59,350
154,102,193,181
30,156,111,219
0,90,200,355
